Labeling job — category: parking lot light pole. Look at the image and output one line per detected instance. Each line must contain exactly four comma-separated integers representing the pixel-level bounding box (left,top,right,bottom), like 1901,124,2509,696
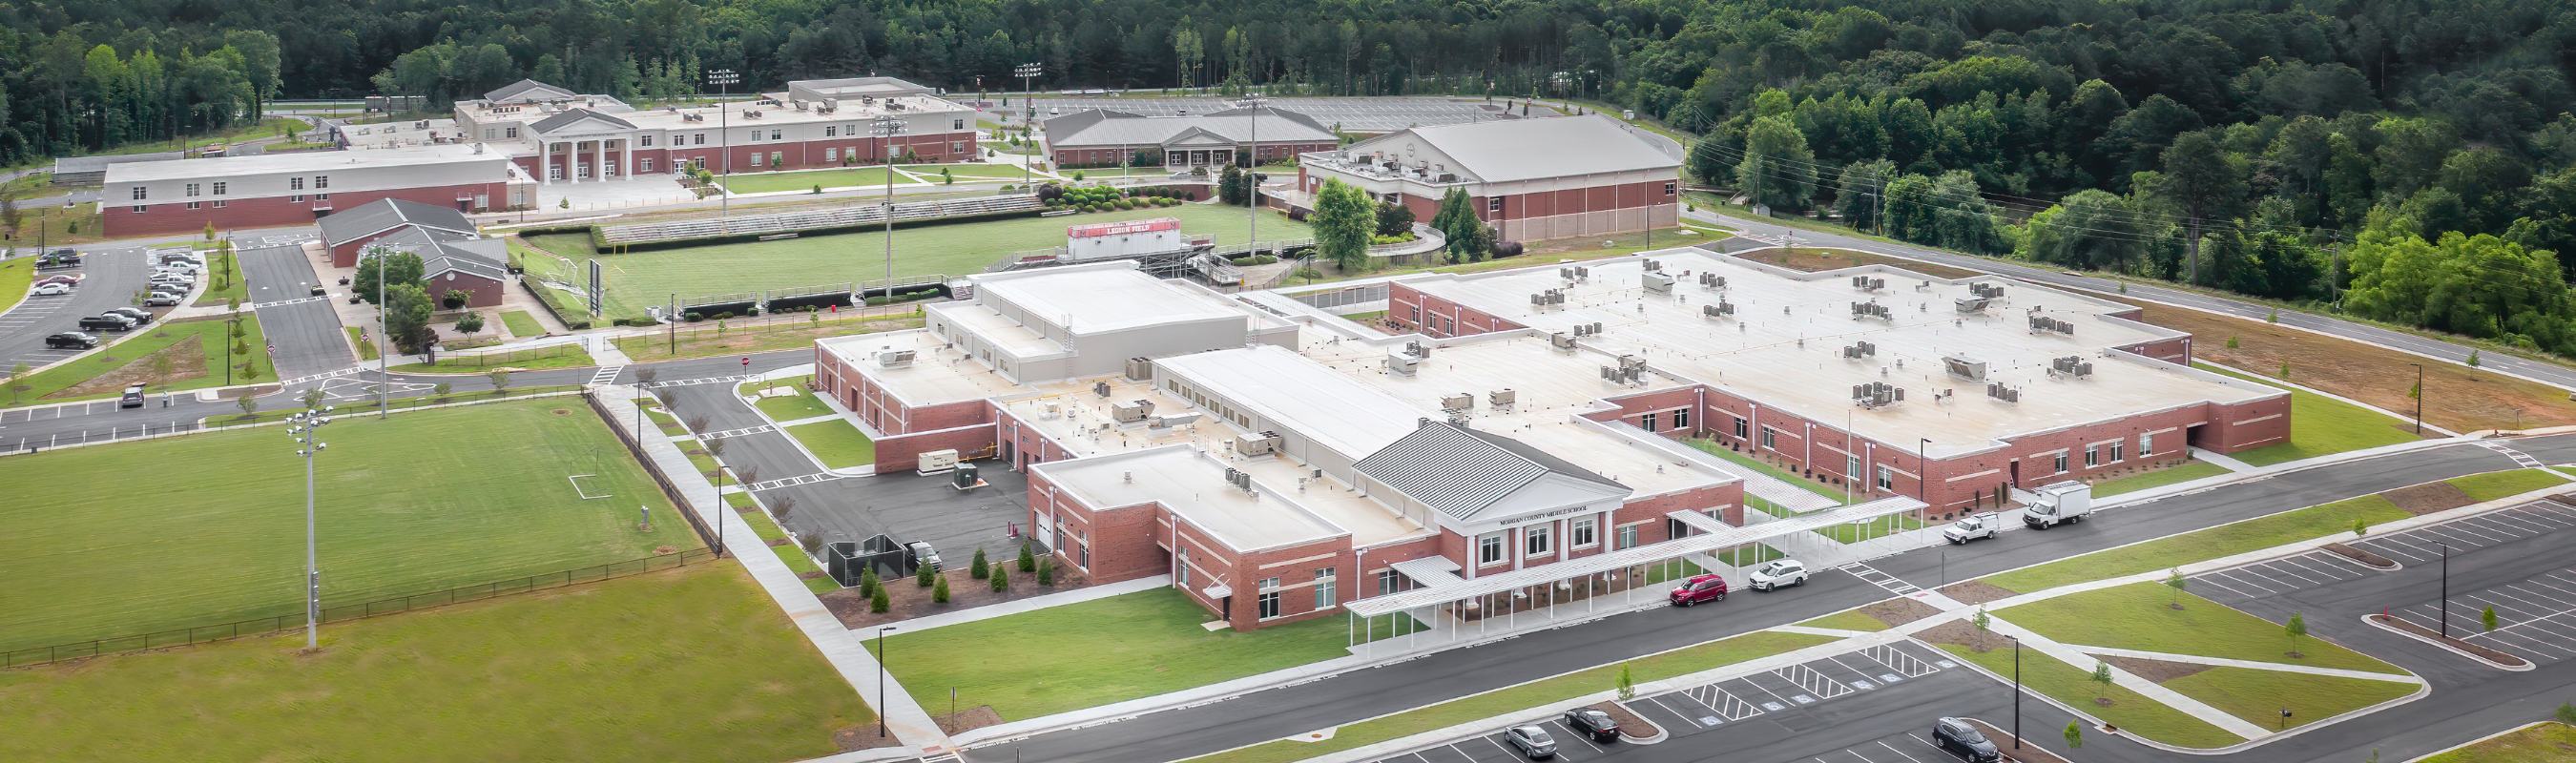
2410,362,2423,435
2004,633,2022,749
877,625,899,737
290,407,334,650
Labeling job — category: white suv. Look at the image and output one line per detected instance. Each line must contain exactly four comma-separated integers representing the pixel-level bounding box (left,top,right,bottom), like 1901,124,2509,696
1749,559,1810,591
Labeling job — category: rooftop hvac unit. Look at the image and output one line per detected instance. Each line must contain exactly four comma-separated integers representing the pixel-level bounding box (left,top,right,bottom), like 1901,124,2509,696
1698,273,1728,289
1591,321,1605,334
2028,316,2075,335
1405,340,1432,358
1223,467,1254,492
1236,431,1284,456
1642,258,1663,273
1125,357,1154,381
1094,381,1112,398
1702,302,1738,320
1488,388,1517,407
1572,323,1593,338
917,449,961,475
1852,382,1904,409
1971,282,2006,299
1643,272,1676,293
1549,331,1577,350
2050,356,2096,379
1111,400,1155,423
1954,297,1991,314
1441,393,1474,410
1530,292,1548,306
1150,411,1202,428
1437,173,1458,183
1986,382,2022,403
1851,301,1891,320
1842,340,1877,360
874,348,917,368
1386,350,1422,375
1851,276,1885,291
1547,290,1566,305
1944,356,1988,382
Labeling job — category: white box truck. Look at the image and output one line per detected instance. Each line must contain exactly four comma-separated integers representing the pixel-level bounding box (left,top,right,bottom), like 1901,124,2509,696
2022,481,2094,528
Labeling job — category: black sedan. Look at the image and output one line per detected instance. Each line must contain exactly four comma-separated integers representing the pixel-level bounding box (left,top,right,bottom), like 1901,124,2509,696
1561,707,1621,743
46,331,98,349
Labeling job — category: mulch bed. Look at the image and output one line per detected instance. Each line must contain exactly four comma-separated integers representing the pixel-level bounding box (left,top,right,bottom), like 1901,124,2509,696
1940,581,2020,606
1915,620,2018,653
933,705,1005,734
2323,542,2398,568
820,564,1095,630
766,538,789,546
2371,613,2530,666
832,724,904,751
1963,718,2075,763
1591,701,1655,740
2384,482,2478,515
1860,596,1943,629
2091,652,2212,683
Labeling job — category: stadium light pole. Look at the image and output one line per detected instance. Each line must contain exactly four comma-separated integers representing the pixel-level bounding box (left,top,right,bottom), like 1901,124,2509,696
1243,92,1266,256
708,69,740,219
1016,63,1043,189
290,406,335,650
874,115,908,307
374,246,389,420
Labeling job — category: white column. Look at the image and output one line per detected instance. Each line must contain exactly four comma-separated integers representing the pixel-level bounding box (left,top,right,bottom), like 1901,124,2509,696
593,138,606,183
539,144,551,185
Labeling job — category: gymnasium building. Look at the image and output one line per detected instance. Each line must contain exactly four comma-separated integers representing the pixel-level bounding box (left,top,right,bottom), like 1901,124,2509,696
1296,113,1682,242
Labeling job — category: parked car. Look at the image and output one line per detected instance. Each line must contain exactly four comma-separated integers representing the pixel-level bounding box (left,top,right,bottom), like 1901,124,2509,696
36,250,80,268
1931,717,2001,762
119,382,147,408
45,331,97,349
1942,512,2001,546
1670,573,1730,607
143,292,182,306
78,314,136,332
1560,708,1620,743
1749,559,1811,591
34,274,80,286
906,542,944,573
106,307,153,325
1503,725,1557,759
29,282,71,296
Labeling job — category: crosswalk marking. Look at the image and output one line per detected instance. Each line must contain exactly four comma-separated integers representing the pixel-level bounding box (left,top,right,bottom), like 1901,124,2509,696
2480,441,2545,468
588,365,624,385
698,424,777,440
744,472,843,491
1836,562,1921,595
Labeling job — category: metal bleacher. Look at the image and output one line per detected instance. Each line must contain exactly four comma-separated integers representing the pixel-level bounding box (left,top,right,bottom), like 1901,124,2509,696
597,194,1045,246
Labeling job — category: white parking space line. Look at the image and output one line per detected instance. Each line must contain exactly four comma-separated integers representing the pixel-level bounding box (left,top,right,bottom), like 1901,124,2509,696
1548,721,1602,753
1646,694,1706,727
2476,512,2555,534
2358,540,2430,562
2283,554,2363,580
2191,571,2274,598
1483,736,1517,759
1844,748,1881,763
2459,515,2536,539
1877,740,1928,763
2254,560,2329,586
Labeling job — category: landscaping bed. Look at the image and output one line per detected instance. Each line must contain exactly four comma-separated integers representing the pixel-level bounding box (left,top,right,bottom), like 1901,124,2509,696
2369,613,2530,667
2090,653,2212,683
2321,543,2398,569
2158,666,2417,732
1939,580,2021,605
819,558,1092,630
2384,481,2478,515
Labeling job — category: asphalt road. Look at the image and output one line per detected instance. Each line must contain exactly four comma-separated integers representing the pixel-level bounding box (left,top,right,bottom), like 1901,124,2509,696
237,244,350,380
0,245,150,370
1689,210,2576,394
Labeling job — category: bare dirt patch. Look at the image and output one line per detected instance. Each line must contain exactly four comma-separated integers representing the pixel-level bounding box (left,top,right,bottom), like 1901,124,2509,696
1941,580,2021,606
820,564,1094,630
47,339,209,399
1964,718,2074,763
2383,481,2477,515
932,705,1004,734
1736,246,1984,279
1916,620,2018,653
2091,652,2212,683
1861,596,1943,629
831,724,904,751
2106,298,2576,432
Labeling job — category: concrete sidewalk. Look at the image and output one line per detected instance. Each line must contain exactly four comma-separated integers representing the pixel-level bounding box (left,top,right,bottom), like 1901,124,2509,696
595,385,959,759
1978,616,2273,739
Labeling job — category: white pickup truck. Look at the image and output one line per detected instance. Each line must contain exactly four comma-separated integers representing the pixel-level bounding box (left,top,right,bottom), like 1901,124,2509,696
1942,511,2001,545
2022,481,2095,529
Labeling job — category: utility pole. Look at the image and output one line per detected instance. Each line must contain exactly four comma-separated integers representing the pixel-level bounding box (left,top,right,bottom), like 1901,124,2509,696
2410,362,2424,435
875,115,908,308
707,69,740,219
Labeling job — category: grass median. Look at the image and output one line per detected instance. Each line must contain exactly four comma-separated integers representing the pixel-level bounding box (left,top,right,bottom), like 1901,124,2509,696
343,325,378,361
2418,722,2576,762
1935,643,2243,749
786,420,875,469
2159,667,2417,732
499,309,545,338
869,588,1431,722
387,344,595,373
1983,494,2408,593
0,257,35,314
2001,583,2405,673
2194,362,2422,465
0,564,870,763
1795,608,1893,632
2091,460,2232,497
4,315,270,407
614,313,923,361
2449,467,2569,502
1193,630,1838,763
0,398,696,653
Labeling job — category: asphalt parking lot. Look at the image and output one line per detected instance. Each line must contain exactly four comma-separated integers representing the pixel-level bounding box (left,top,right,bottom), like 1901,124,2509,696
1364,642,1971,763
0,246,149,369
2388,564,2576,665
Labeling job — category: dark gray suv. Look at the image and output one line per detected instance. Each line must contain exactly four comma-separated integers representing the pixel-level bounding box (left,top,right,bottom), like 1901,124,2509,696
1931,717,2000,762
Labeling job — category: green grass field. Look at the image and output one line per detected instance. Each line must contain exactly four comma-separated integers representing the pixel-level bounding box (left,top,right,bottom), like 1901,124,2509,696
2195,362,2422,465
2000,583,2406,673
1195,631,1836,763
786,420,875,468
1795,608,1893,632
2418,722,2576,763
0,399,698,652
343,326,378,361
0,257,31,315
1687,439,1843,500
5,315,270,407
1935,644,2243,749
717,167,901,194
499,310,545,338
2158,667,2417,732
2450,468,2570,502
1813,513,1926,543
0,564,870,763
902,163,1041,179
1984,494,2409,593
2092,460,2233,496
526,204,1304,319
869,588,1427,721
191,252,248,307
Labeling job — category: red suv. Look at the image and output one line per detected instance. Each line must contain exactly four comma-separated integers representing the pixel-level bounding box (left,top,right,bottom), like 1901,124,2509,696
1670,573,1730,607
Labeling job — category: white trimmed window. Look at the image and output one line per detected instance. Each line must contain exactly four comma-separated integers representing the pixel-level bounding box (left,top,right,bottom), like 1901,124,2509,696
1525,525,1552,557
1477,534,1505,566
1571,517,1597,547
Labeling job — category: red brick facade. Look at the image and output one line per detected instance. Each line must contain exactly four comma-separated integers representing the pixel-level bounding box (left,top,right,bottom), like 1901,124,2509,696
426,268,506,309
1051,141,1338,169
510,132,978,181
108,183,507,239
1386,283,1528,338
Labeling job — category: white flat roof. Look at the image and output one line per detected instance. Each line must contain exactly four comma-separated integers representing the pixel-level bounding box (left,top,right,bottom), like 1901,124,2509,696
1395,250,2282,458
1035,445,1350,552
819,329,1029,407
1154,344,1426,464
106,143,501,183
974,265,1248,335
931,301,1067,358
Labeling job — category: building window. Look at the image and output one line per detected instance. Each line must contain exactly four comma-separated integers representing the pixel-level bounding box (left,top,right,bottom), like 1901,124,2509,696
185,183,199,196
1314,567,1337,608
290,177,303,191
288,195,303,202
315,194,328,201
1846,455,1862,481
1672,408,1690,429
640,158,654,174
1378,569,1400,595
1078,542,1089,568
1759,426,1776,449
131,187,148,200
186,201,200,210
2053,452,2069,473
1665,181,1677,196
750,153,764,167
211,182,225,196
1176,547,1190,587
131,205,147,213
1257,577,1282,619
1878,465,1895,490
1616,524,1639,550
693,133,706,145
639,134,654,147
1487,196,1503,213
605,161,619,176
747,130,759,142
549,166,564,180
505,127,518,138
1571,517,1597,547
1478,534,1505,566
1734,416,1749,439
950,141,963,154
2141,432,2154,456
212,200,225,208
825,126,838,137
2110,442,2125,463
1641,412,1658,432
1525,526,1552,557
484,128,497,139
825,148,838,161
769,129,781,141
2084,444,2100,467
314,175,327,189
952,119,966,130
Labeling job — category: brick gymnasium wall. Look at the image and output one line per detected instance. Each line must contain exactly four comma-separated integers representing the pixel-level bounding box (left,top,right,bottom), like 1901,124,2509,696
1384,282,1527,338
1051,141,1338,169
108,183,508,238
426,269,506,308
872,421,998,474
1499,203,1679,242
2117,337,2193,364
1028,470,1171,586
511,132,979,180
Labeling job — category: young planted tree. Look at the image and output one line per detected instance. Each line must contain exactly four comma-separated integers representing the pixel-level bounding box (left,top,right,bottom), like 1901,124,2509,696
433,382,451,402
486,369,512,397
1036,559,1053,586
2483,606,2500,632
301,387,324,411
1615,662,1637,701
2088,661,2115,700
237,393,260,419
6,362,28,403
870,587,890,613
917,560,935,588
970,547,989,579
768,494,794,521
990,566,1009,592
860,567,880,598
455,311,485,340
2064,720,2084,750
1972,608,1992,631
1018,540,1037,572
799,532,826,555
932,573,950,603
2285,610,2309,655
2165,567,2187,608
2353,518,2371,536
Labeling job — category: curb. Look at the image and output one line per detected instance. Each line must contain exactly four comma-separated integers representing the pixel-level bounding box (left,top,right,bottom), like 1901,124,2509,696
2359,614,2533,671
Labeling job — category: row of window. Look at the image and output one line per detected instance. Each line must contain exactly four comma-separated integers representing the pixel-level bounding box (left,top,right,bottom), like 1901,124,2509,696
1731,411,2160,481
133,194,330,213
1475,516,1604,567
137,176,323,201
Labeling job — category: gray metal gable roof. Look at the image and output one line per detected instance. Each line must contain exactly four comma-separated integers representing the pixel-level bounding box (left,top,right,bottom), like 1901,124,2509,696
1353,113,1679,183
1046,110,1337,150
318,198,475,245
486,79,575,103
530,108,636,134
1355,420,1628,521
